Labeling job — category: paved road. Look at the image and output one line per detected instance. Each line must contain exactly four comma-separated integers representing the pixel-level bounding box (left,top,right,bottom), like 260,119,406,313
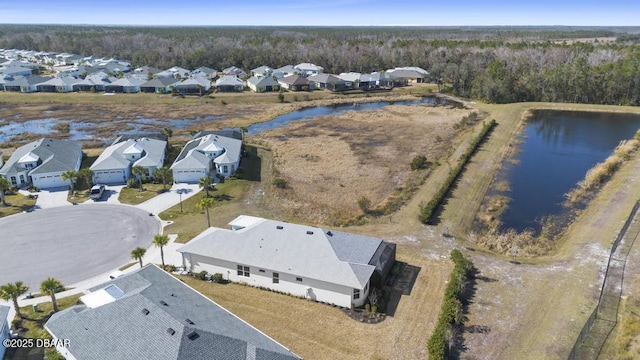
0,204,159,291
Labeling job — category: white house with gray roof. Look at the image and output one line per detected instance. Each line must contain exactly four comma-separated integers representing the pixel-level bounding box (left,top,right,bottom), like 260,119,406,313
44,265,301,360
246,75,280,92
90,137,167,184
0,138,82,189
170,132,242,183
179,215,396,308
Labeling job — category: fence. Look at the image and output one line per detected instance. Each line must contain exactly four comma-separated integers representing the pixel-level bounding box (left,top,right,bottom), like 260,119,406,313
567,200,640,360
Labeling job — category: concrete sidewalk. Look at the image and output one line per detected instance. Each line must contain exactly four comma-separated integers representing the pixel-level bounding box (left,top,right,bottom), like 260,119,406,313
136,183,201,214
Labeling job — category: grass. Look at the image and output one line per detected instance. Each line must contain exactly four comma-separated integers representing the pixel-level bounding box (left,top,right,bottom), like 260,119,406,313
159,179,252,243
118,183,168,205
0,192,37,217
178,245,450,360
119,262,137,271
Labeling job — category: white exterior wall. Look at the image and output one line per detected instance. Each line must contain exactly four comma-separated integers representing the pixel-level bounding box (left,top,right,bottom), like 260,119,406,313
93,168,129,185
32,171,68,189
183,253,369,308
45,329,77,360
173,168,207,183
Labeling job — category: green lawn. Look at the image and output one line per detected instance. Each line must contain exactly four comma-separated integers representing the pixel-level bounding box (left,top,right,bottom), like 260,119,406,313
160,179,251,243
118,183,168,205
0,192,37,217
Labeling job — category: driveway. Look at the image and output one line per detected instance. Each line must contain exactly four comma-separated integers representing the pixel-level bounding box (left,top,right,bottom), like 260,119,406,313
19,187,71,209
136,183,201,214
0,204,159,291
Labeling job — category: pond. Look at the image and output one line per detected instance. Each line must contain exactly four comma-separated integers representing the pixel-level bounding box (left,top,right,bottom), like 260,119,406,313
496,110,640,233
0,115,222,143
246,96,449,135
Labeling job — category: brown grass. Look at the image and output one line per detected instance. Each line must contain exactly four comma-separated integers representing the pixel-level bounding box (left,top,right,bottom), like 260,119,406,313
254,104,475,225
0,192,37,217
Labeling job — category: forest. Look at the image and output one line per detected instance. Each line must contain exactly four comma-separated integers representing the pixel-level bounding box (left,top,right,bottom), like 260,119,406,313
1,25,640,105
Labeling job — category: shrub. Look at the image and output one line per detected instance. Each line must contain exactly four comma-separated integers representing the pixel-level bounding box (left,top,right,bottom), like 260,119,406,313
273,178,288,189
127,178,139,189
197,270,208,281
277,93,285,103
371,305,378,314
212,273,224,283
358,196,372,214
365,303,370,312
410,155,428,170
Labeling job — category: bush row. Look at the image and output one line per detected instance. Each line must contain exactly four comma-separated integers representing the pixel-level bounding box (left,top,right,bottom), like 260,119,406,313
419,119,497,225
427,249,474,359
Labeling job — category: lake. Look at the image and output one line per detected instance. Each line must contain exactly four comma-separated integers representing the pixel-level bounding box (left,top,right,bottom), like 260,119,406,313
247,96,449,135
497,110,640,233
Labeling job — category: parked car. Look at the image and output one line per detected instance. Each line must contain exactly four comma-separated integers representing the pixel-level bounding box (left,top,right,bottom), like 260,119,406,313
89,184,105,200
109,270,125,279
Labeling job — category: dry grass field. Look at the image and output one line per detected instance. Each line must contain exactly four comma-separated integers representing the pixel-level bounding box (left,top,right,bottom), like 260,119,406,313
253,104,476,224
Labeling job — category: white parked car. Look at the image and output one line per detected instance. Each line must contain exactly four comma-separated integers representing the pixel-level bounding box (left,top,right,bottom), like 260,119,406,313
89,184,105,200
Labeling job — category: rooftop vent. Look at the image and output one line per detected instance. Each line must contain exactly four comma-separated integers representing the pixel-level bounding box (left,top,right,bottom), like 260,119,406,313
326,231,333,236
160,301,169,306
186,331,200,340
185,318,195,325
306,231,314,235
167,328,176,336
141,308,150,315
276,225,284,230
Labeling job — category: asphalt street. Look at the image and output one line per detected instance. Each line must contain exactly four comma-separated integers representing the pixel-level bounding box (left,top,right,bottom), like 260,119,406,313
0,204,159,291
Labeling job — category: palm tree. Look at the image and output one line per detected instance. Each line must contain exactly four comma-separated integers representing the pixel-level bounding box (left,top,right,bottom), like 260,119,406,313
0,177,10,206
154,167,172,191
197,197,214,227
61,170,78,194
40,278,63,313
77,168,93,189
161,127,173,138
132,166,146,192
0,281,29,319
198,176,213,198
153,234,170,268
131,247,147,268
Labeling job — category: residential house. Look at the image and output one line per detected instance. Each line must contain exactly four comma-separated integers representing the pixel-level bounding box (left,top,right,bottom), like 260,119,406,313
171,132,242,183
250,65,273,78
0,65,34,77
272,65,297,79
44,265,301,360
36,76,77,93
174,76,212,95
91,137,167,184
307,73,348,91
192,66,217,79
132,65,162,80
386,67,430,84
246,75,280,92
179,215,396,308
294,63,324,77
157,66,191,79
104,77,146,93
214,75,244,92
277,74,313,91
140,77,181,94
361,72,393,88
222,66,247,79
72,74,116,92
0,305,9,360
3,75,48,92
55,53,83,66
0,138,82,189
338,72,366,88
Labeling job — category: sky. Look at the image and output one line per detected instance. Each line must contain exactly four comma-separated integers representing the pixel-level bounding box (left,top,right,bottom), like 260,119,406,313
1,0,639,26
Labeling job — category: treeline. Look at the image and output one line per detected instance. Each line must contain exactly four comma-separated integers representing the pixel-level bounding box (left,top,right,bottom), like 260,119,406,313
2,25,640,105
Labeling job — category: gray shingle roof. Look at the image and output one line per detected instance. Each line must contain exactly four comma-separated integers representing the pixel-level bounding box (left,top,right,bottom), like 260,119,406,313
179,217,380,288
0,138,81,176
247,76,279,88
91,137,166,171
140,77,181,88
171,133,242,171
45,265,300,360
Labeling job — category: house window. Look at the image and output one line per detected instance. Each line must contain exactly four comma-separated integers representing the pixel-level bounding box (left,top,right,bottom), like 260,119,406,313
237,265,250,277
296,277,303,282
10,176,17,185
19,175,25,183
223,165,228,173
273,272,279,284
353,289,360,300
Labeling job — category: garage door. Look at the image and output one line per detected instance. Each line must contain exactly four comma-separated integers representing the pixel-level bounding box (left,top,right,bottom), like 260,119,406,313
33,174,66,189
94,170,126,185
173,169,205,183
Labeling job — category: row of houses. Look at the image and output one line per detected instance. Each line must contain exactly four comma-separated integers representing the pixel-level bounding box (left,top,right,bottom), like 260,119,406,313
0,131,243,190
1,48,429,95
